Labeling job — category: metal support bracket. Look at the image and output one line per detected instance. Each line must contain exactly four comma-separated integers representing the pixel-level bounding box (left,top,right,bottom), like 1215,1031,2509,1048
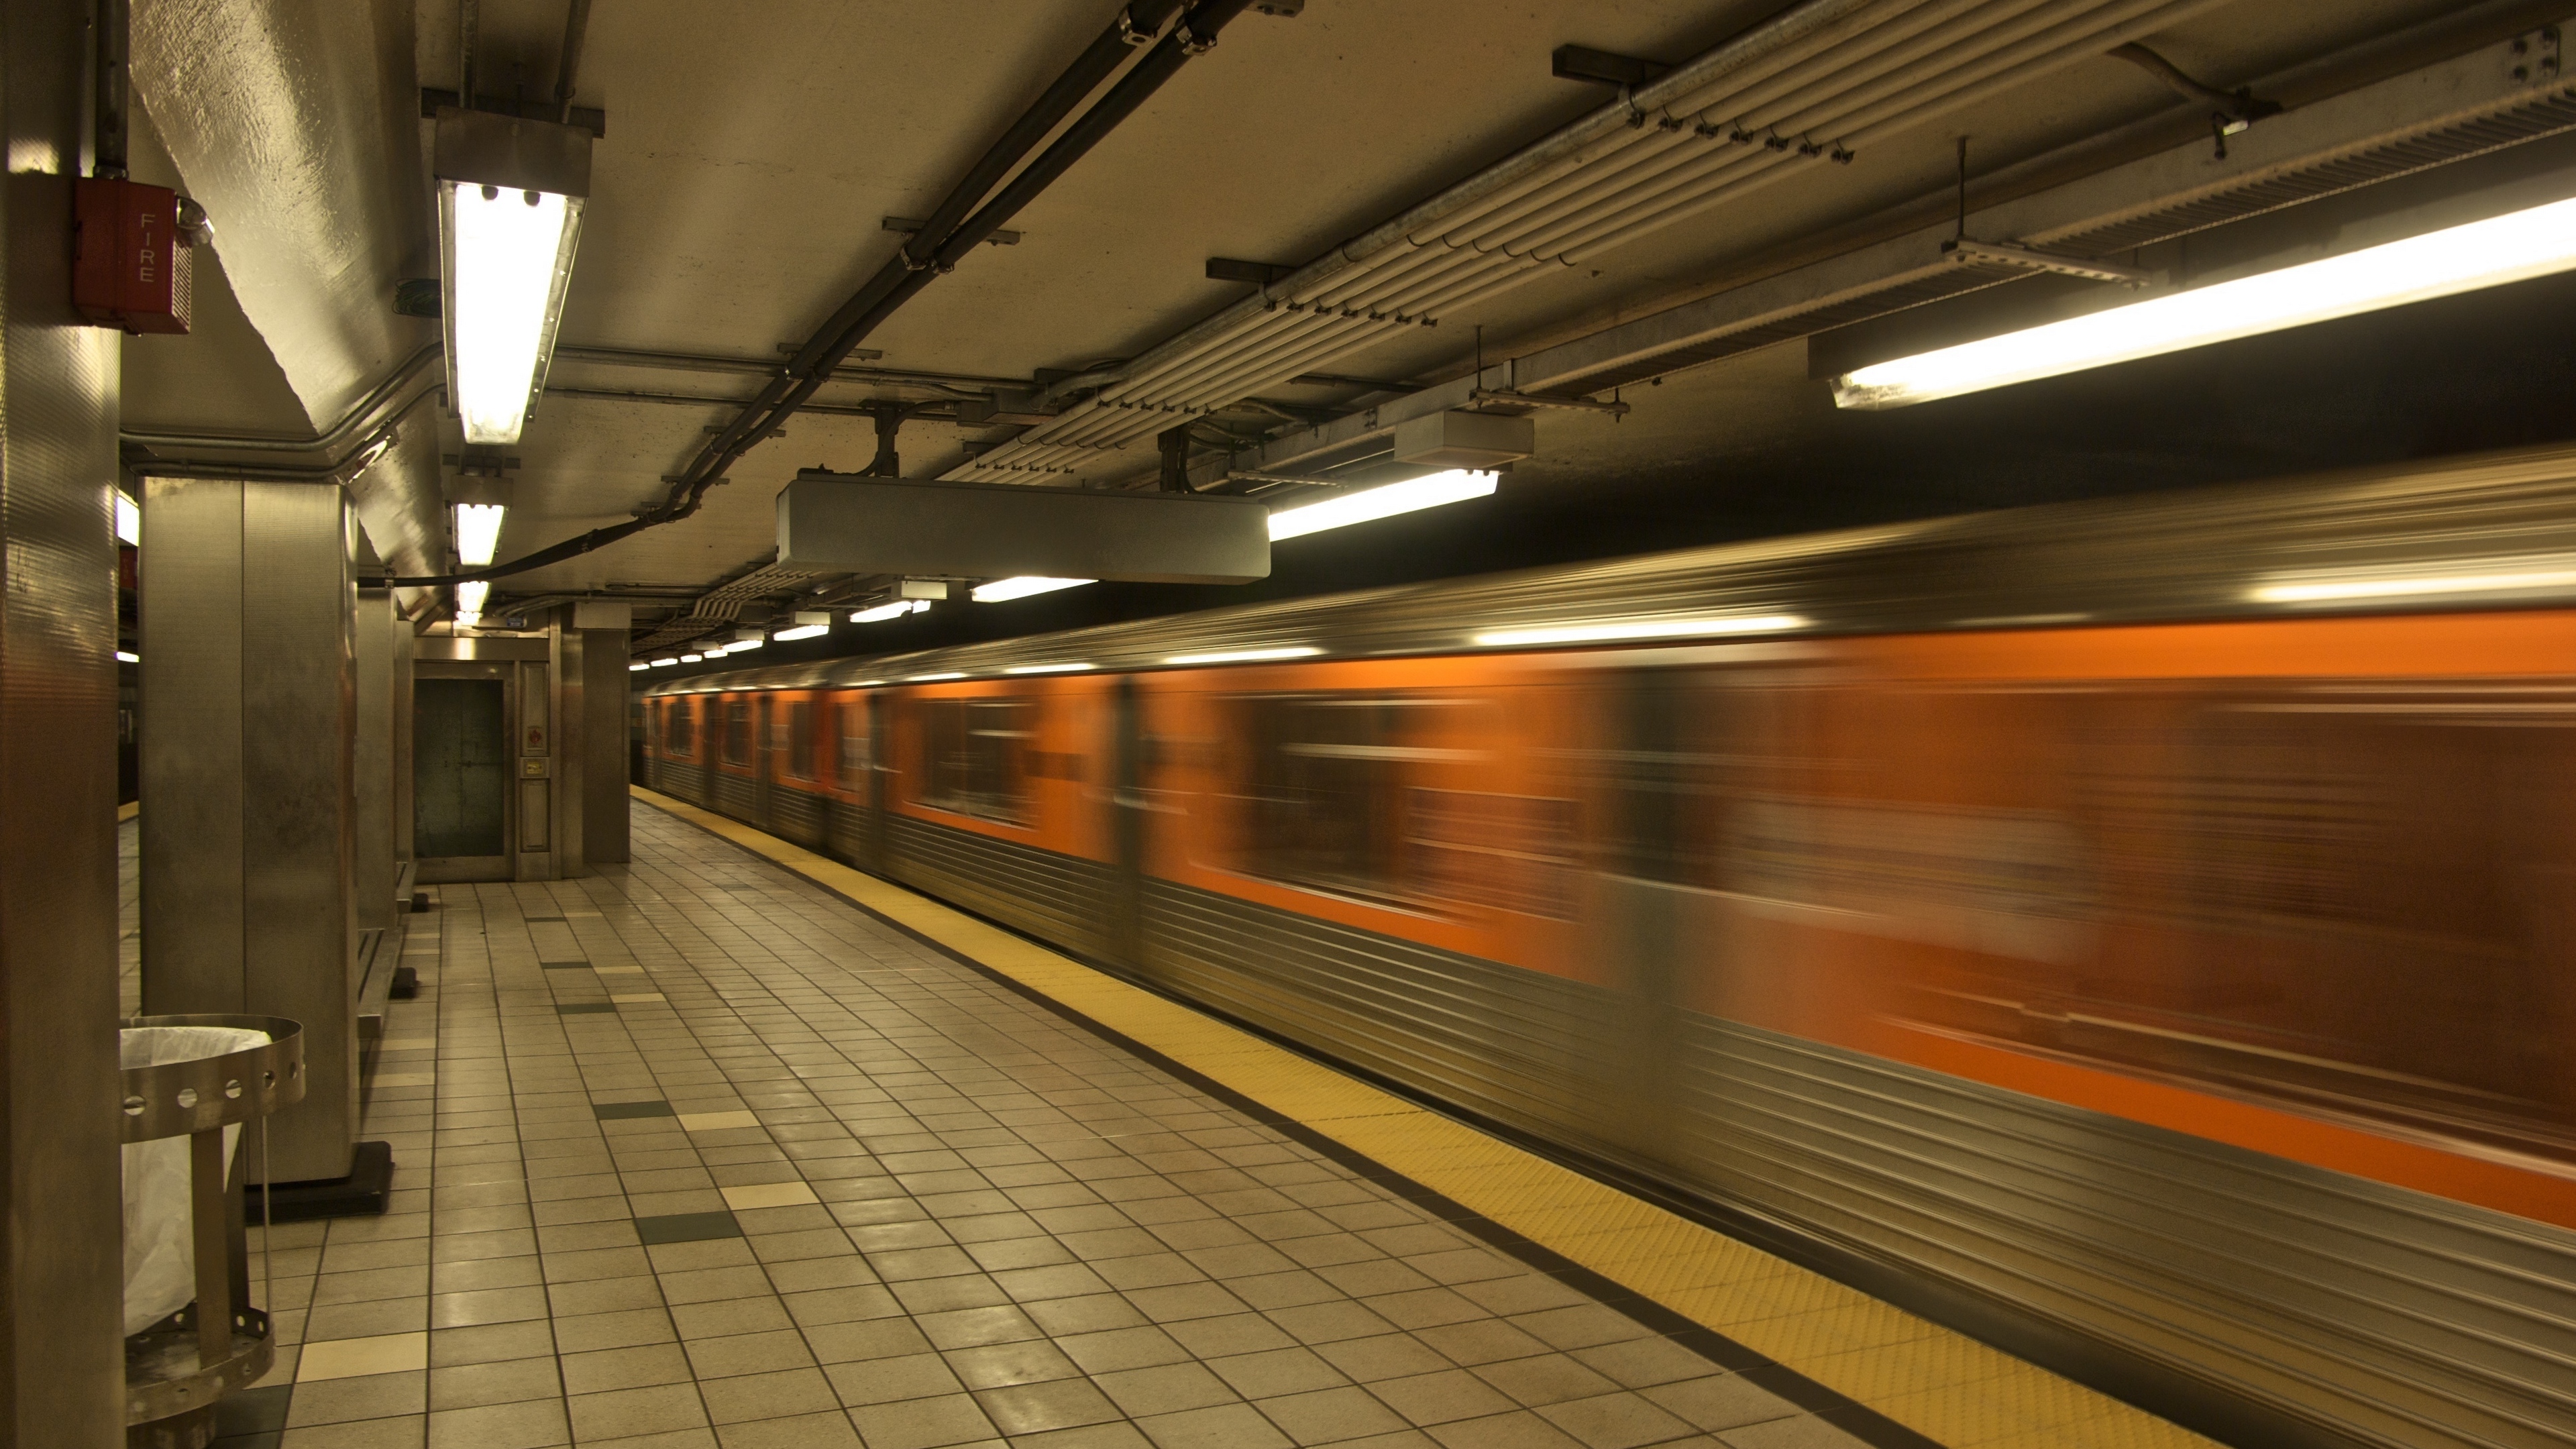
1466,387,1632,417
1940,238,2157,286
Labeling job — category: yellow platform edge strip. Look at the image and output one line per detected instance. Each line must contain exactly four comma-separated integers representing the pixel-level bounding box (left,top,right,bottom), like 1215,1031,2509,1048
633,786,2214,1449
117,800,138,822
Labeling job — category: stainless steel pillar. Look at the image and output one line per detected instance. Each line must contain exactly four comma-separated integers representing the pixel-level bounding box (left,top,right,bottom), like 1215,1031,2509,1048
355,588,396,933
579,606,632,865
140,479,359,1183
553,623,586,875
0,0,129,1432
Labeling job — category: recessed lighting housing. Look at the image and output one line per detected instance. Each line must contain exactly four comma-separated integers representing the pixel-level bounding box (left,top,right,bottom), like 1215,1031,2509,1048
453,503,506,567
434,107,592,445
971,577,1093,603
1269,470,1497,541
1835,194,2576,409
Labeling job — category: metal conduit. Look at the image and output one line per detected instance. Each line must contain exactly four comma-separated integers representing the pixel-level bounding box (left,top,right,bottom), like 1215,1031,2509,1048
955,0,2235,483
385,0,1265,590
1087,0,2200,424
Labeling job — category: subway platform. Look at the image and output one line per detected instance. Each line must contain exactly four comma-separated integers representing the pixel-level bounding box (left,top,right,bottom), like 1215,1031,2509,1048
160,797,2205,1449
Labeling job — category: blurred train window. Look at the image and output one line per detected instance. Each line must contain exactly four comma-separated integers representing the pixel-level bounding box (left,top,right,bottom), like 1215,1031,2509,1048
786,702,814,780
1234,695,1476,902
722,702,751,767
920,698,1032,823
665,700,694,757
839,700,871,783
1408,789,1578,918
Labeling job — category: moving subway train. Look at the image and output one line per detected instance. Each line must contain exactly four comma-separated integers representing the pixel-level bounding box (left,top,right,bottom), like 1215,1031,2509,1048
642,446,2576,1449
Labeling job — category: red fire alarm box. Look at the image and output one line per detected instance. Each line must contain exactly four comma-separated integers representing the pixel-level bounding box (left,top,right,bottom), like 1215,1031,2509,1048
74,178,193,334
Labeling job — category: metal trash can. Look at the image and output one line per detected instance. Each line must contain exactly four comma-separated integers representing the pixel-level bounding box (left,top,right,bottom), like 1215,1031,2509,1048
119,1014,304,1449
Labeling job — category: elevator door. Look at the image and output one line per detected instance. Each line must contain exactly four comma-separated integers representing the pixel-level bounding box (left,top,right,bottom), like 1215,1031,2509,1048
415,678,508,871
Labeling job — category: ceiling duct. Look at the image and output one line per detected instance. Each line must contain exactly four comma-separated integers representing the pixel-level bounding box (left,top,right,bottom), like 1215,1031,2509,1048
944,0,2242,488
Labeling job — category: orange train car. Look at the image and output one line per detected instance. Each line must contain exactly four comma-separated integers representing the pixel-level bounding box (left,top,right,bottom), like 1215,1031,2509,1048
645,447,2576,1449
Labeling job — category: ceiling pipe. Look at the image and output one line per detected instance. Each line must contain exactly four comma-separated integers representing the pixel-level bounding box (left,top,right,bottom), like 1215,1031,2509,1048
120,341,443,457
457,0,480,108
953,0,2241,485
383,0,1254,590
554,0,593,124
662,0,1206,507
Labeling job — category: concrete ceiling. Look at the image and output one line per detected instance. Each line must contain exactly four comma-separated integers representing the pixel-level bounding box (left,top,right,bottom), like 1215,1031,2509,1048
119,0,2559,642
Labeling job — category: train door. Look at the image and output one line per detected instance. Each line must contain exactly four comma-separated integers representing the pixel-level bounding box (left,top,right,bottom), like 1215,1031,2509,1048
1597,668,1697,1165
865,692,892,873
1109,677,1146,968
753,694,775,826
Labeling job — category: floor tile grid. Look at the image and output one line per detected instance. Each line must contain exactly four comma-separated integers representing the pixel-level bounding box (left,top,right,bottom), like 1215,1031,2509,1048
200,807,1874,1449
578,811,1858,1448
632,793,2211,1449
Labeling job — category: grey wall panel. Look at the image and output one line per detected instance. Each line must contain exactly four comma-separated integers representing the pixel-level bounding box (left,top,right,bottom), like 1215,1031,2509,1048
354,588,394,930
141,478,247,1012
239,483,358,1180
582,630,629,862
885,814,1110,959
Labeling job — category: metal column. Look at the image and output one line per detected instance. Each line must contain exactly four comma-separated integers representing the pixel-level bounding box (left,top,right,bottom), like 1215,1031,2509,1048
553,621,586,875
140,478,360,1184
0,0,129,1432
355,588,396,934
575,601,631,863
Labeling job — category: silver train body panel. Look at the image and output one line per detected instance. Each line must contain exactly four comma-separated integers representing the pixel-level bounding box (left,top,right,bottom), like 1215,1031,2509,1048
643,447,2576,1449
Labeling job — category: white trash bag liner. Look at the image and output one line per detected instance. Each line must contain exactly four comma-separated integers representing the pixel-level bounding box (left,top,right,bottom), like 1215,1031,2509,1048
121,1025,270,1337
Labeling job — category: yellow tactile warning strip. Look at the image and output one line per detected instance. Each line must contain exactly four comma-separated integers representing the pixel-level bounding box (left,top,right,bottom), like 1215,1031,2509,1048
633,786,2219,1449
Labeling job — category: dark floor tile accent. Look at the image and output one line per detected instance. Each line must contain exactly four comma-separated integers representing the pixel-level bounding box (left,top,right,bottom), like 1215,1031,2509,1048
209,1436,281,1449
214,1384,292,1434
634,1210,743,1245
541,959,592,970
595,1099,676,1120
557,1002,619,1016
523,914,565,922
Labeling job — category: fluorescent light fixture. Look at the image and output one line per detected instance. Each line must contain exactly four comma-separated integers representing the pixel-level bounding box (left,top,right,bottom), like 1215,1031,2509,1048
650,657,679,667
115,492,139,546
1269,469,1497,541
441,184,583,443
772,624,829,642
1004,662,1093,675
850,599,931,623
1472,613,1808,648
1837,194,2576,409
116,649,139,663
454,580,490,626
2249,558,2576,604
910,671,967,682
722,639,765,653
453,503,506,567
680,653,704,663
629,661,649,672
971,576,1093,603
1163,646,1323,665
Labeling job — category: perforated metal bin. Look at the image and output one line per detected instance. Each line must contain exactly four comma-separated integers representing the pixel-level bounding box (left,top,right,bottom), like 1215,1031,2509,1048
119,1014,305,1449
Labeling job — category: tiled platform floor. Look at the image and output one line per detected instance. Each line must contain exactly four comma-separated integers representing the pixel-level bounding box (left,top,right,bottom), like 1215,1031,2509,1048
175,804,1887,1449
